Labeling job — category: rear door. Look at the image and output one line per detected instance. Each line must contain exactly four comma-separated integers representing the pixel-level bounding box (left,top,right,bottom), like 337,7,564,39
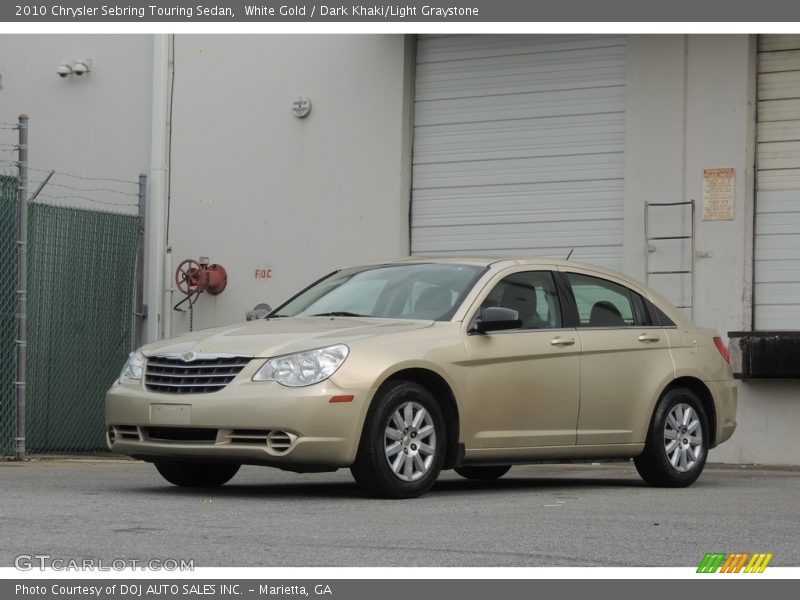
559,268,674,446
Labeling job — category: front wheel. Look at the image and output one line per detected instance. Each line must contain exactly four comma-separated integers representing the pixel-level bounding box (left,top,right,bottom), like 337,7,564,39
634,387,709,487
350,381,446,499
154,461,240,487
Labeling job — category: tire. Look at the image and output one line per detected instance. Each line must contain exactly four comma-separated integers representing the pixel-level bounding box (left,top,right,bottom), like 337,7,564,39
454,465,511,480
154,461,240,487
350,381,446,499
634,387,709,487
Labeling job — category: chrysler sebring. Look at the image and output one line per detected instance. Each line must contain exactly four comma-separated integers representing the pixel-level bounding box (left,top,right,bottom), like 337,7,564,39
106,258,736,498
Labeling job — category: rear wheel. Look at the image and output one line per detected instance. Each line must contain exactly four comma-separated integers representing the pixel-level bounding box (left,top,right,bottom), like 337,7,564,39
351,381,446,499
635,387,709,487
154,461,240,487
454,465,511,480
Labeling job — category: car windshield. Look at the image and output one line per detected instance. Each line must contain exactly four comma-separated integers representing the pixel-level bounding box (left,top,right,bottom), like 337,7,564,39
272,263,484,321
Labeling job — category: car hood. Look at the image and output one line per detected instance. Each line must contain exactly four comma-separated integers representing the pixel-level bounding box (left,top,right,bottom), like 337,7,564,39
141,317,435,358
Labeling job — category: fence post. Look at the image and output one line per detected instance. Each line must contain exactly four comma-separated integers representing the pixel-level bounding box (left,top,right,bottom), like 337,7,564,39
15,114,28,461
134,174,147,350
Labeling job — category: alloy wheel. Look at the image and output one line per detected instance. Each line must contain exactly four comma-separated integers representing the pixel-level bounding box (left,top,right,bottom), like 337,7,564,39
384,401,437,482
664,402,704,472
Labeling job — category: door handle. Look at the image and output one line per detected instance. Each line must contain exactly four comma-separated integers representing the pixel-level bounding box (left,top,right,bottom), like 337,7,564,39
638,333,660,343
550,337,576,346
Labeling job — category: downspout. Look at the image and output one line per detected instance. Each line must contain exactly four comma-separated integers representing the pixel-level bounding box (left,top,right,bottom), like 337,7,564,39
146,34,172,343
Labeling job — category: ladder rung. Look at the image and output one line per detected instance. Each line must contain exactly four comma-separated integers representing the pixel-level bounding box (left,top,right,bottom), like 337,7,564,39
647,270,691,275
646,201,695,207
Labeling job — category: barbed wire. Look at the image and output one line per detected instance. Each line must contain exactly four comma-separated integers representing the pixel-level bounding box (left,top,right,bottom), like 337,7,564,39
0,160,140,187
0,157,142,214
35,192,138,208
41,169,140,186
28,179,140,198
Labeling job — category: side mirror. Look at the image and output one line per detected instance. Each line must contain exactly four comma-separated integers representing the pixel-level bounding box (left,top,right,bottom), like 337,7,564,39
472,306,523,334
246,303,272,321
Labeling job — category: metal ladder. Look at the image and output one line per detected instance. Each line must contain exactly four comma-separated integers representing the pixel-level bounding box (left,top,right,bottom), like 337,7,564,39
644,199,695,319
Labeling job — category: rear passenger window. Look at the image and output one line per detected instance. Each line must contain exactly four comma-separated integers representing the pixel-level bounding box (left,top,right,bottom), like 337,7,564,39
566,273,648,328
645,298,677,327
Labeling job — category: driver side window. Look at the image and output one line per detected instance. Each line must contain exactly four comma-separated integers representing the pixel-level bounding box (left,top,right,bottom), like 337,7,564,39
480,271,562,330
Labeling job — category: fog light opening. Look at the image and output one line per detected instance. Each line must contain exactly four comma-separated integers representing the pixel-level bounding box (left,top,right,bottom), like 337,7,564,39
266,430,294,454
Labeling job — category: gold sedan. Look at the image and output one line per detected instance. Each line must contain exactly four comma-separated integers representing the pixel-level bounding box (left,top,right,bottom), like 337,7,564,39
106,258,736,498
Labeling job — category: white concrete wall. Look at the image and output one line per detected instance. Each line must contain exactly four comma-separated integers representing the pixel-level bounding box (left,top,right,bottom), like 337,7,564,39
623,35,688,282
624,35,800,465
3,33,796,465
685,35,754,338
165,35,410,334
0,35,152,210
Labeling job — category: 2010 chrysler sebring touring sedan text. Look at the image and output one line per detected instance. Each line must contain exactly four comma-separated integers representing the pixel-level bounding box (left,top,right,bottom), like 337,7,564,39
106,258,737,498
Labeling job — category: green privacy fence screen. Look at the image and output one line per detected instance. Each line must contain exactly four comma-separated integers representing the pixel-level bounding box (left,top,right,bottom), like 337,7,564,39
0,175,18,456
25,203,139,452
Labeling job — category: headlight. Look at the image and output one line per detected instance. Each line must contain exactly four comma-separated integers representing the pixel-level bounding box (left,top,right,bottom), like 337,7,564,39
253,344,349,387
119,351,146,383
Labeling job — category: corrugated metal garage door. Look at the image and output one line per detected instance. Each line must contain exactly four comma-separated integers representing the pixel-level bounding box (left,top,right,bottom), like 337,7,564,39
411,35,627,270
756,35,800,329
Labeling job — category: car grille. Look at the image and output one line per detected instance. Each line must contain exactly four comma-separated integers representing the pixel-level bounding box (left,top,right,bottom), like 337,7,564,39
145,354,252,394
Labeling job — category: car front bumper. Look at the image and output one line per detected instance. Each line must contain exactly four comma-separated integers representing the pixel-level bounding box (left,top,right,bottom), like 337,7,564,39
105,377,370,469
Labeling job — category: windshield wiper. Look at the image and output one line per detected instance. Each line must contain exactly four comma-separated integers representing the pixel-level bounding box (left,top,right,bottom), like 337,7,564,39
265,314,288,319
311,312,370,318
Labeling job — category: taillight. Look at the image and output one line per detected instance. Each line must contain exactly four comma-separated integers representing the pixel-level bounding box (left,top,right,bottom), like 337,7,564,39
713,337,730,364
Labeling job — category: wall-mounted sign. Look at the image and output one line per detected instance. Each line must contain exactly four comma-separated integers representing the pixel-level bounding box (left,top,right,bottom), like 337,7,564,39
703,168,735,220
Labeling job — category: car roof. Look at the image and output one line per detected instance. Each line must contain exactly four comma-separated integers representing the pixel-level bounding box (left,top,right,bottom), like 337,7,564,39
354,256,690,326
375,256,626,276
384,256,565,267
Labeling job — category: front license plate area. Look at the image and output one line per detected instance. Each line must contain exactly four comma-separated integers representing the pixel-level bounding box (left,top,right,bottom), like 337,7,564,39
149,404,191,425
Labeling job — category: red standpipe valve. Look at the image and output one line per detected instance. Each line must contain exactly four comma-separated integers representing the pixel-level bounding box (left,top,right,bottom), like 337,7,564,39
175,259,227,296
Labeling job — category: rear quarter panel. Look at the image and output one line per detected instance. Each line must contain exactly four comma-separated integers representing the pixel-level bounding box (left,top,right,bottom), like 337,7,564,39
663,326,737,446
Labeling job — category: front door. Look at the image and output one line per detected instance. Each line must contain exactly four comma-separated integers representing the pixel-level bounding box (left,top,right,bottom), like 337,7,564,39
462,270,581,449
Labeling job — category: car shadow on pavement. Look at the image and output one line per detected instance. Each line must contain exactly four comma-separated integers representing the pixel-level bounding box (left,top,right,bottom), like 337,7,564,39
134,480,366,499
434,476,647,494
130,474,647,500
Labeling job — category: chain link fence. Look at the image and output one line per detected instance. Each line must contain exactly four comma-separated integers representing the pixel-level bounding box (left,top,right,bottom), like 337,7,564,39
1,116,143,456
0,174,18,456
25,203,140,452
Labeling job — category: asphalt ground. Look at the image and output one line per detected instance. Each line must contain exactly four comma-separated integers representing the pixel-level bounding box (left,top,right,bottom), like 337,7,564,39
1,458,798,568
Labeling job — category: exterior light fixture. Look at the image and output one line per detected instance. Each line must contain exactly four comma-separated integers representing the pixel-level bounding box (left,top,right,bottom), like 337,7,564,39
56,59,92,78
